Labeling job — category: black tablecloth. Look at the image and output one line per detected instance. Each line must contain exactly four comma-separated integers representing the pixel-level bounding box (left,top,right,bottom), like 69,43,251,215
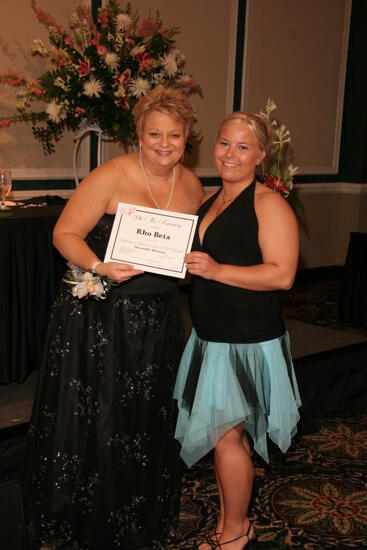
339,232,367,329
0,204,66,383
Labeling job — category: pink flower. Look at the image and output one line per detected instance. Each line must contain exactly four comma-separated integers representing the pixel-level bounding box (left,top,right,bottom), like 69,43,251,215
96,44,108,56
0,119,10,128
179,76,198,90
33,7,53,26
91,32,101,46
98,11,109,29
1,72,25,87
78,6,93,30
78,58,94,77
160,28,171,40
138,53,153,74
32,87,45,96
64,35,74,47
74,106,86,118
263,175,290,196
115,97,129,110
115,69,131,86
137,18,160,38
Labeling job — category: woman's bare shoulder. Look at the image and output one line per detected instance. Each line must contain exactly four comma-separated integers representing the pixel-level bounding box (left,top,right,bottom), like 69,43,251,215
181,165,205,198
255,182,296,222
82,153,138,186
200,187,218,205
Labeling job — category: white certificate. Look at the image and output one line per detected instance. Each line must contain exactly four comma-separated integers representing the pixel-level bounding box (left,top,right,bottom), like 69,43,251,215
104,202,198,278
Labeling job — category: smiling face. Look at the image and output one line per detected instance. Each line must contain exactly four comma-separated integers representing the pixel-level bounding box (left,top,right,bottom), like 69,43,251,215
139,109,185,172
214,121,265,185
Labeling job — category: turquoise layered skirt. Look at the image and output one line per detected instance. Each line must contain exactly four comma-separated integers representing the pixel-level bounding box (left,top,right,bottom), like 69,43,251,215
174,328,302,466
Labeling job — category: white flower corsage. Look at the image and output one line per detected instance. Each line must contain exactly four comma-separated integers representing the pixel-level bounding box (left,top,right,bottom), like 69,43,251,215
63,262,112,300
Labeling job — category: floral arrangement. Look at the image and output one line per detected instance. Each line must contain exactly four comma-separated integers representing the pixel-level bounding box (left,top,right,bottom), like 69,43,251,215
0,0,202,154
259,99,303,212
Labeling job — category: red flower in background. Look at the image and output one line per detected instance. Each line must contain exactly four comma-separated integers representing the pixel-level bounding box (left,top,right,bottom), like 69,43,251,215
263,175,290,196
138,54,153,75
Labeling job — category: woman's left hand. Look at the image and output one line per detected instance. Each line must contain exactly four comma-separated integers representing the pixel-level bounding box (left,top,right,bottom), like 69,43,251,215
185,251,219,280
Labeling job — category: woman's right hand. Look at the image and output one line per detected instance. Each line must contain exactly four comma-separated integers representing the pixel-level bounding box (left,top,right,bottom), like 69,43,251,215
97,261,144,283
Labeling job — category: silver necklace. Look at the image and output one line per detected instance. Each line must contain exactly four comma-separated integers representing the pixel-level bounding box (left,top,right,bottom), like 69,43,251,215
139,149,175,210
221,187,241,204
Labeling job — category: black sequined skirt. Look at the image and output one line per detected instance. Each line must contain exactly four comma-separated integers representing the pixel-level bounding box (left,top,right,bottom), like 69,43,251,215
22,280,183,549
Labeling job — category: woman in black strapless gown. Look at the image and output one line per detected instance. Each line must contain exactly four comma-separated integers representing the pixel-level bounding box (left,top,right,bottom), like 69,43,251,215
22,86,204,549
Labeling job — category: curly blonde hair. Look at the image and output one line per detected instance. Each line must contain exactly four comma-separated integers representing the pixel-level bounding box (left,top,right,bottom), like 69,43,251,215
133,86,195,140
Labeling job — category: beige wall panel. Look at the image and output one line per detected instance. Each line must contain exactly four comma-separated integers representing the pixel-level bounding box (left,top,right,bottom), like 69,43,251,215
243,0,351,174
297,185,366,268
104,0,237,175
0,0,90,180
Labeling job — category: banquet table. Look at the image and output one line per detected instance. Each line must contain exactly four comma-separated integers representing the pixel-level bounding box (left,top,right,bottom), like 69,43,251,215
339,232,367,329
0,202,66,383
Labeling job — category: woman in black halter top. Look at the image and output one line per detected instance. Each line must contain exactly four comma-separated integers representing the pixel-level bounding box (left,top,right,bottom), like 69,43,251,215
174,112,301,549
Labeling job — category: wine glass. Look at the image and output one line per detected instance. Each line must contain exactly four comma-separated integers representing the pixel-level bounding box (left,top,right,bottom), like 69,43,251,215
0,169,12,210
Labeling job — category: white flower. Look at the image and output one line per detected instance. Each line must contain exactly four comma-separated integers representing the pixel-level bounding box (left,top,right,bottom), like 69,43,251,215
130,44,146,57
128,77,150,98
45,100,65,123
104,52,119,70
151,71,165,85
54,76,69,91
114,84,126,98
83,77,104,98
29,38,50,57
265,98,277,116
29,39,49,57
179,74,194,85
288,164,298,177
161,50,178,77
16,99,26,111
116,13,131,31
71,272,106,299
274,125,291,144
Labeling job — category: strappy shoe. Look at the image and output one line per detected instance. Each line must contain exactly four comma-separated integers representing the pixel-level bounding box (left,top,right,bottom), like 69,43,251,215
197,531,222,549
214,521,255,548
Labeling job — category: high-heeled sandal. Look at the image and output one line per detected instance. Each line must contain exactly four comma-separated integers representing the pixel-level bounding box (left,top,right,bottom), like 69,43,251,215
214,521,255,548
197,531,222,549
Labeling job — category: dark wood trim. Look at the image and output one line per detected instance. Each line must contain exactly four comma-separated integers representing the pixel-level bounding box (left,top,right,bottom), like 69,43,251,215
91,0,102,22
338,0,367,183
233,0,247,111
12,180,75,191
90,0,102,171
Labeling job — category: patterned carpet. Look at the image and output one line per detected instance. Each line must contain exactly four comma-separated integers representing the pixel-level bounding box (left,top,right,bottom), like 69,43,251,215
280,267,367,337
161,410,367,549
160,268,367,549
